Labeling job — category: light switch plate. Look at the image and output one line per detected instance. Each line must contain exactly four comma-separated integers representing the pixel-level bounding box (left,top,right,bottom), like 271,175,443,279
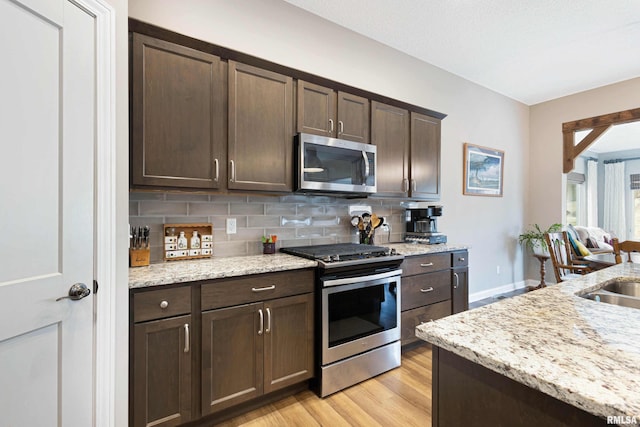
226,218,237,234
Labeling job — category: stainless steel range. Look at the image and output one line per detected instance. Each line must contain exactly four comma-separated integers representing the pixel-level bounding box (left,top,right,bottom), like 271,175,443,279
281,243,404,397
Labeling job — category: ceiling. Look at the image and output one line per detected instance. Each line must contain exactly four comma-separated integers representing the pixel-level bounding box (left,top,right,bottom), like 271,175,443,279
283,0,640,106
283,0,640,154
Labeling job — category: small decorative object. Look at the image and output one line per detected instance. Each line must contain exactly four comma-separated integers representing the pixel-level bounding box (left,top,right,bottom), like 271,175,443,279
190,231,200,249
262,235,277,254
518,223,562,255
177,231,188,249
463,143,504,197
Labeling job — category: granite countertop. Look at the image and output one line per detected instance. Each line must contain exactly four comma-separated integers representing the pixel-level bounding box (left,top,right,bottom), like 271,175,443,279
416,263,640,420
386,242,470,256
129,253,317,289
128,243,470,289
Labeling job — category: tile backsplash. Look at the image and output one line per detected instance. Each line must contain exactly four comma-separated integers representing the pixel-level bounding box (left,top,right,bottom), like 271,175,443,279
129,192,407,263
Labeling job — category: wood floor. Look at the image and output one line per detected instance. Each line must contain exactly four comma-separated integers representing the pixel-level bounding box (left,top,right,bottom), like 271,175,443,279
217,344,432,426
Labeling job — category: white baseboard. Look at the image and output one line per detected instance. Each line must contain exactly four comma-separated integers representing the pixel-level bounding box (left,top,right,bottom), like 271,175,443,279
469,280,536,302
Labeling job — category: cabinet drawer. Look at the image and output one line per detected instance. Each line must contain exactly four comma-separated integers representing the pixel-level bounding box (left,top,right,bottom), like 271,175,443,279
452,250,469,268
401,270,451,311
402,252,451,276
202,269,314,310
133,287,191,323
401,300,452,346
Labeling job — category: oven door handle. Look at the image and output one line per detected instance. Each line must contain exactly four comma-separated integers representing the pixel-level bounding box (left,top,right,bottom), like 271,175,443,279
322,269,402,287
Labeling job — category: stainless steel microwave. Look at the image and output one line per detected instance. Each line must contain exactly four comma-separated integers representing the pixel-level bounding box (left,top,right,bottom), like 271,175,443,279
296,133,377,196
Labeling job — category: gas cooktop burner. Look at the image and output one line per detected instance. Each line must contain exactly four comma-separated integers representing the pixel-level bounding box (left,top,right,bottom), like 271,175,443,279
281,243,403,269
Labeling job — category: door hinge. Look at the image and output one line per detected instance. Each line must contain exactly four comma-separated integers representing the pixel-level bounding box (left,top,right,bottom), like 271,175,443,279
93,279,99,295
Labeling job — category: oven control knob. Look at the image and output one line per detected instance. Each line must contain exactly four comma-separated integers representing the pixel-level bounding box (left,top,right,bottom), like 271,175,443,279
390,248,397,255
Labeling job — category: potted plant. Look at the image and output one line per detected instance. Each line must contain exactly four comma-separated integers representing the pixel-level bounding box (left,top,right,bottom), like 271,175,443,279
518,223,562,256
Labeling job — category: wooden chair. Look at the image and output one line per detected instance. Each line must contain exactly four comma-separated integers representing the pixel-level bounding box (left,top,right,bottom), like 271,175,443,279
612,238,640,264
545,232,592,282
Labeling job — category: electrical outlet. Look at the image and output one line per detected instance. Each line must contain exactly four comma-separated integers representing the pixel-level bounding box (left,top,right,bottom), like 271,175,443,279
226,218,237,234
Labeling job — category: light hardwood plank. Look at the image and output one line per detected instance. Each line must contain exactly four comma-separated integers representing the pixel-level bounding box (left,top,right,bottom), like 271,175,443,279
219,344,432,426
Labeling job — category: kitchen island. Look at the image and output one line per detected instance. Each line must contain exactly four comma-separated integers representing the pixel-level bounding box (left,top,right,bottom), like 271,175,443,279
417,263,640,426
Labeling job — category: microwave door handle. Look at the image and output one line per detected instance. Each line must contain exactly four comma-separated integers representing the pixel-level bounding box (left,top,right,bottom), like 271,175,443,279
362,151,370,182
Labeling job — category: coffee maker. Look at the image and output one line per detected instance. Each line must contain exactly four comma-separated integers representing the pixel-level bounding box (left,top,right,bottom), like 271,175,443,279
404,206,447,244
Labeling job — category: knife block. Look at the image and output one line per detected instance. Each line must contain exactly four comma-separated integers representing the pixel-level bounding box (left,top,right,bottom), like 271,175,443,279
130,248,150,267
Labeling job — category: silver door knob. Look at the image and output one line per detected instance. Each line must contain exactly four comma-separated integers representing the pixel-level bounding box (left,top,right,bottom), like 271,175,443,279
56,283,91,301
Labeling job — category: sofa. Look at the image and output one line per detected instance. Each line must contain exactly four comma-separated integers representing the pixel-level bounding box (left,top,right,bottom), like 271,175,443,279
571,225,614,254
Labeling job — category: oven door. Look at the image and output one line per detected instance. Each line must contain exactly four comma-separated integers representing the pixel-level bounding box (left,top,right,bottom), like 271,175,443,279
321,269,401,365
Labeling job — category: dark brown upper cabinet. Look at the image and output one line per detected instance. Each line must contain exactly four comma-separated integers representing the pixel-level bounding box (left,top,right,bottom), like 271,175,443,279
371,101,410,197
228,61,294,192
372,104,441,200
130,33,226,189
410,112,441,200
297,80,370,144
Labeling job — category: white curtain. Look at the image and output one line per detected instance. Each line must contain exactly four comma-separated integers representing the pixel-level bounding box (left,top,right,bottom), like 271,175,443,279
586,159,598,227
603,162,626,238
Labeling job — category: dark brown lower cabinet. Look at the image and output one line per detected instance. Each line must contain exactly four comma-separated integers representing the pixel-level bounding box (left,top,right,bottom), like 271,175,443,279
133,314,192,427
432,347,604,426
201,293,314,416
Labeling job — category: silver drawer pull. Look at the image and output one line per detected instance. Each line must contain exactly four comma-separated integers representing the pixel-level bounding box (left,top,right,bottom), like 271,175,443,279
420,287,434,293
159,300,169,309
252,285,276,292
420,262,434,267
458,257,465,262
184,324,190,353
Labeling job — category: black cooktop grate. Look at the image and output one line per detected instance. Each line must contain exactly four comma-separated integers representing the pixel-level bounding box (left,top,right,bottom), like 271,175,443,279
280,243,389,260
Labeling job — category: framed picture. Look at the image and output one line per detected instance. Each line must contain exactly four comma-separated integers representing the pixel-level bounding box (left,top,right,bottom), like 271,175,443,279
463,143,504,197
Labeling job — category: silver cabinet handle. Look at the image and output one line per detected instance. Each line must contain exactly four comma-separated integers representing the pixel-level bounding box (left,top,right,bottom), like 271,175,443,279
420,262,434,267
229,160,235,182
159,300,169,309
329,119,334,133
338,120,344,134
454,272,459,289
258,309,264,335
184,324,190,353
420,287,434,293
265,307,271,334
214,158,219,182
411,179,417,192
458,257,465,262
252,285,276,292
403,178,409,193
56,283,91,301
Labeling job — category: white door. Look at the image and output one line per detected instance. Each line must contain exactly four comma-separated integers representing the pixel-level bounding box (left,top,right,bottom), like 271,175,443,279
0,0,96,425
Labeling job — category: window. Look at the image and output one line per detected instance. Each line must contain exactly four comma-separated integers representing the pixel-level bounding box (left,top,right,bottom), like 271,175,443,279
566,172,585,226
632,174,640,239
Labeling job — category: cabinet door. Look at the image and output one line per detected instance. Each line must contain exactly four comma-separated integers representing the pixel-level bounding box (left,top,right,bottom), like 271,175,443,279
297,80,337,137
337,91,370,143
410,112,441,200
228,61,293,191
371,101,409,197
131,33,226,189
263,293,314,394
133,315,192,427
452,267,469,314
201,303,263,415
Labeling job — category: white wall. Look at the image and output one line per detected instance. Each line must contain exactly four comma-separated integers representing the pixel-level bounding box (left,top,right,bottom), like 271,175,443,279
104,0,130,425
529,77,640,278
128,0,531,298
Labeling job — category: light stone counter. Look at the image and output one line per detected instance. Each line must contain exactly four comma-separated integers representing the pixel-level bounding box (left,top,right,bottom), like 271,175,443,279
416,263,640,420
129,253,317,289
387,242,470,256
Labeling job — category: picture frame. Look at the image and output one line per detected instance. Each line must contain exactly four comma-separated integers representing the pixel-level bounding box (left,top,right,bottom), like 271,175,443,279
463,143,504,197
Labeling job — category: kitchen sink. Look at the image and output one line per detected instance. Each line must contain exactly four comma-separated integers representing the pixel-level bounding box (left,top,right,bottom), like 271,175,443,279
601,280,640,297
580,277,640,310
